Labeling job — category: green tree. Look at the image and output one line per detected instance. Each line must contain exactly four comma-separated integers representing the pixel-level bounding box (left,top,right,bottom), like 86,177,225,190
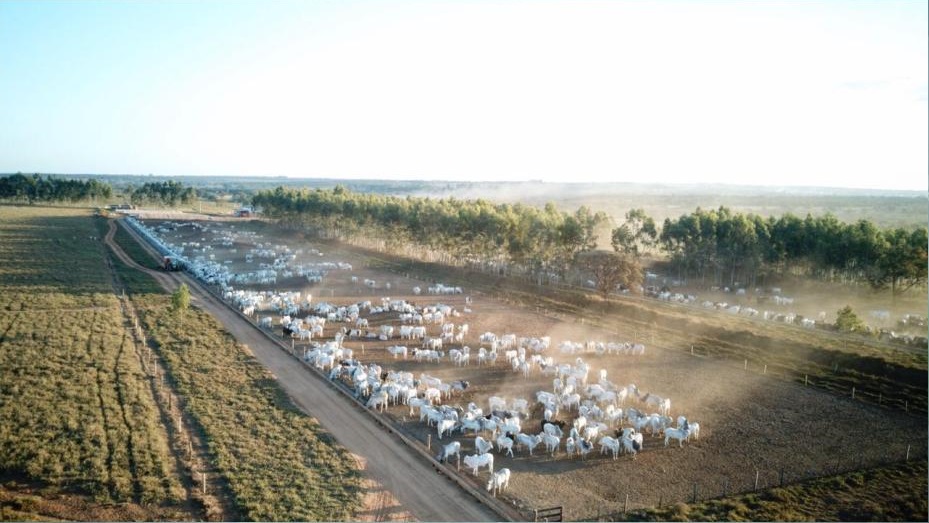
611,208,657,258
171,283,191,313
869,227,928,298
835,305,865,333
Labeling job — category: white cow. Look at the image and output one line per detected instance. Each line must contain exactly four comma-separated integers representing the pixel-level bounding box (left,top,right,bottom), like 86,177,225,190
486,468,511,496
463,453,494,476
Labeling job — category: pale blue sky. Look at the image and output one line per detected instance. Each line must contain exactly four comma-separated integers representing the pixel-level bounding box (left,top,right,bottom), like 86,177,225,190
1,0,926,190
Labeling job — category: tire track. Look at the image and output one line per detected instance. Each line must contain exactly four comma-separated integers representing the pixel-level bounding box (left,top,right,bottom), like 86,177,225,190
113,332,142,503
104,219,237,520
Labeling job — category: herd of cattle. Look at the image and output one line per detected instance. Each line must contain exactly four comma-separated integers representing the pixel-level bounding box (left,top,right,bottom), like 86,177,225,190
129,217,705,494
266,294,700,494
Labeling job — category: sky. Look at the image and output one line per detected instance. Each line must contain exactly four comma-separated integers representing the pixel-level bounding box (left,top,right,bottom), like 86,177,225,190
0,0,926,191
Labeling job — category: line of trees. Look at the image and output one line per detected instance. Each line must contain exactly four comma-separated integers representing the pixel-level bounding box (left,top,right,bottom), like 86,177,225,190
254,187,926,297
0,173,113,203
252,185,608,280
656,206,927,296
130,181,196,207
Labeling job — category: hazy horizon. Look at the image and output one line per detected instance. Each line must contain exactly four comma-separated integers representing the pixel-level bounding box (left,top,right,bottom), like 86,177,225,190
1,1,926,191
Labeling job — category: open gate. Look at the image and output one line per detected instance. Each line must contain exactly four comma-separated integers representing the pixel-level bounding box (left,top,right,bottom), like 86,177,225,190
534,506,563,522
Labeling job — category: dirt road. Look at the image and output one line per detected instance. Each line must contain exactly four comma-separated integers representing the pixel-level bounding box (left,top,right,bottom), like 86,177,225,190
106,219,502,522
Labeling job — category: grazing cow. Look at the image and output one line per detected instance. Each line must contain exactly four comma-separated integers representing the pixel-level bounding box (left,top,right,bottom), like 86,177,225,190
599,436,621,459
515,433,543,456
463,453,494,476
486,468,511,496
541,432,560,456
366,390,389,412
664,427,688,448
436,441,461,463
437,418,458,440
496,434,515,458
474,436,493,455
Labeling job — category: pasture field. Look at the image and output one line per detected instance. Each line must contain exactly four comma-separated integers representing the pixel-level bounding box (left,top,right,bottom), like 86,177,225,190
144,215,928,521
628,460,927,522
109,219,364,520
0,206,190,521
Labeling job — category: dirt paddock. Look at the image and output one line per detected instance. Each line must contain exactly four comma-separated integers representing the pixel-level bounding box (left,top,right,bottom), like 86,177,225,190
149,218,927,521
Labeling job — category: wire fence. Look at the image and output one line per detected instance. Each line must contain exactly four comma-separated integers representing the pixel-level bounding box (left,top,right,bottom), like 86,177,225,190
591,443,927,521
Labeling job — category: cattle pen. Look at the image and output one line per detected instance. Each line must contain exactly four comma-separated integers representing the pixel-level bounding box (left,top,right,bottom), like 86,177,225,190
119,214,927,521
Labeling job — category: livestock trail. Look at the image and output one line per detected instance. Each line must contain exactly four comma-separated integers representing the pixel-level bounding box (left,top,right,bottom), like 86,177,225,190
112,216,504,522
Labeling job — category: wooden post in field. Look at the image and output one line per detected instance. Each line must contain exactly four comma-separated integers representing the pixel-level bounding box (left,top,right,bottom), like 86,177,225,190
690,345,694,355
201,472,206,494
744,359,747,370
426,434,431,450
851,387,856,399
905,401,908,412
804,374,808,386
754,470,760,491
906,445,911,461
623,494,628,515
362,344,365,355
763,365,767,375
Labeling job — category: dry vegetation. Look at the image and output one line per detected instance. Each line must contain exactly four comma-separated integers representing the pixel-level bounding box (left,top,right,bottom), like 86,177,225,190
0,206,191,521
627,461,927,522
0,205,362,521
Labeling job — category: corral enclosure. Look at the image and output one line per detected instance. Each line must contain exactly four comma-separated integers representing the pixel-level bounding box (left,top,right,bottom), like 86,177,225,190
143,215,927,520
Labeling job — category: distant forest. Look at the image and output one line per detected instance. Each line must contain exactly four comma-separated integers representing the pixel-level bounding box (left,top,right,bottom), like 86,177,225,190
252,186,927,295
0,173,112,203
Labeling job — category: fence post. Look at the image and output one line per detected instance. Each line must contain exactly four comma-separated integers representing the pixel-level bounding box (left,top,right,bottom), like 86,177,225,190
426,434,431,450
851,387,856,399
906,445,911,461
763,365,767,375
754,469,760,491
905,401,908,412
691,345,694,355
744,359,747,370
804,374,808,386
623,494,628,515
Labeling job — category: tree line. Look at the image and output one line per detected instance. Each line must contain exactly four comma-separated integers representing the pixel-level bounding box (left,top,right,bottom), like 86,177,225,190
0,173,112,203
254,187,926,296
655,206,927,295
252,185,609,281
129,180,196,207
